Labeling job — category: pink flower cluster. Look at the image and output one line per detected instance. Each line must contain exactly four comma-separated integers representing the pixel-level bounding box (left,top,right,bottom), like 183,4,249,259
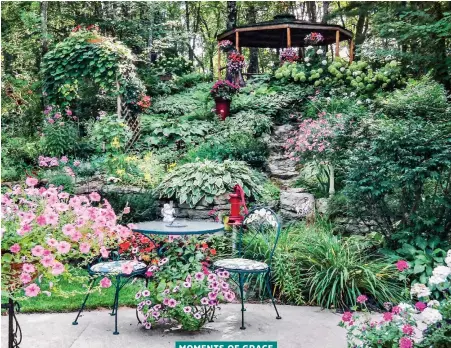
285,112,345,162
44,106,77,124
38,156,80,168
2,180,131,297
280,48,299,63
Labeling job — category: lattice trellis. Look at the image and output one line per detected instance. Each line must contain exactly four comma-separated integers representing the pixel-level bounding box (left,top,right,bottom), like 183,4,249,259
119,101,141,152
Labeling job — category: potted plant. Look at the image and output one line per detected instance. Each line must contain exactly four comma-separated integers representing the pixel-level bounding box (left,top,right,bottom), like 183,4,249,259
210,80,239,120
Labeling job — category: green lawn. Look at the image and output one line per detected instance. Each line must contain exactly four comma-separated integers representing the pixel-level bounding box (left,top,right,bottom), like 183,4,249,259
5,270,145,313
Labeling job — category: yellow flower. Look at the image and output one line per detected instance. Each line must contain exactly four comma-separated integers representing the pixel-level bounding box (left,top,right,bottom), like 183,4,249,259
111,137,121,149
116,169,125,176
144,173,151,181
167,162,177,172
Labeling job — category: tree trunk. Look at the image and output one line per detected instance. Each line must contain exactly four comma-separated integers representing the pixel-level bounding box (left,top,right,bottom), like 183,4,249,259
321,1,330,23
185,1,194,62
328,163,335,197
246,4,258,74
227,1,237,30
307,2,317,22
41,1,49,57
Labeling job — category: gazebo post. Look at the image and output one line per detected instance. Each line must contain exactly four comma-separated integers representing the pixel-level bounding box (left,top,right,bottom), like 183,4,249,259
217,45,221,79
235,31,240,53
349,39,354,63
287,27,291,48
335,30,340,58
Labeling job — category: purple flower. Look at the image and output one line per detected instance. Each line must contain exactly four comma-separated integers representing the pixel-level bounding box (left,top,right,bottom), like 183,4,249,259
208,292,217,301
168,299,177,308
54,112,62,119
195,272,205,281
183,306,192,313
183,282,191,288
142,290,150,297
201,297,209,305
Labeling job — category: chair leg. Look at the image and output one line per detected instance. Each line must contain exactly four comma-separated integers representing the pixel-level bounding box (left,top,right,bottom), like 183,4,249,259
72,277,96,325
238,273,246,330
110,281,119,316
265,271,281,320
113,276,120,335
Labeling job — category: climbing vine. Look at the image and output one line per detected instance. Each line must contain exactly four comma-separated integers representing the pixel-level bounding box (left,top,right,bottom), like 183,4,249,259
41,25,146,111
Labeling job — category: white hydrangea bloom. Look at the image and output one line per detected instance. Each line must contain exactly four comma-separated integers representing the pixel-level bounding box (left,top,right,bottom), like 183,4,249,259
419,307,442,325
398,302,416,313
321,60,327,65
317,49,324,55
304,57,310,63
306,46,314,51
445,250,451,267
432,265,451,280
306,63,311,67
340,67,345,72
427,300,440,308
410,283,431,298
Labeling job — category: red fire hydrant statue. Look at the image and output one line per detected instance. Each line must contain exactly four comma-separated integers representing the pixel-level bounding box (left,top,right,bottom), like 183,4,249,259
228,184,248,226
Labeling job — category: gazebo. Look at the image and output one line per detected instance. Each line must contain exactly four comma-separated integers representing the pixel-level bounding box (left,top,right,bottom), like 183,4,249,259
217,14,354,77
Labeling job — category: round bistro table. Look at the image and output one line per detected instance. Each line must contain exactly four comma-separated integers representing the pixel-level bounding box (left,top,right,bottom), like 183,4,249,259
132,220,224,236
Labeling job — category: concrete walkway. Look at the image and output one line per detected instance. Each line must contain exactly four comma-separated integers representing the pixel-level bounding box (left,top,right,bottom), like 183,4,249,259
1,303,346,348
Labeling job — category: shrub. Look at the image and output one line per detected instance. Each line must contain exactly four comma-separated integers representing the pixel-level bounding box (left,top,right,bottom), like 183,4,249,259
40,120,79,157
223,110,273,137
377,76,449,121
87,114,133,153
157,160,262,207
47,173,75,193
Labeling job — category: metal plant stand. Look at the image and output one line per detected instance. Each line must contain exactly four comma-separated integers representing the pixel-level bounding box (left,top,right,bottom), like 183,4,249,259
2,298,22,348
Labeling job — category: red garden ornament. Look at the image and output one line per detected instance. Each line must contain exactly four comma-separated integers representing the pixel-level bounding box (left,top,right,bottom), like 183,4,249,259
228,184,248,226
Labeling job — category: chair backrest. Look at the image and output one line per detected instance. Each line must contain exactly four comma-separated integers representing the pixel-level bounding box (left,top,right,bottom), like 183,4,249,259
237,207,282,265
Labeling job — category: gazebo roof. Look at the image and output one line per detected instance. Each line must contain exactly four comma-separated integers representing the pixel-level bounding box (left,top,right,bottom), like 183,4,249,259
217,14,353,49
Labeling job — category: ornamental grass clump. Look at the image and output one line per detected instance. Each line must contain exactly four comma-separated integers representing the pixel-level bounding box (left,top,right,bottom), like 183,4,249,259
157,160,262,207
1,178,131,298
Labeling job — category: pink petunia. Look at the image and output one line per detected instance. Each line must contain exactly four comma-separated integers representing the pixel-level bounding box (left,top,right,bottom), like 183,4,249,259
31,245,45,257
10,243,21,254
62,224,76,236
22,263,36,273
41,255,55,268
51,261,65,275
121,262,134,275
100,246,109,258
71,231,82,242
56,241,71,254
45,212,59,225
123,207,130,214
24,283,41,297
79,242,91,254
36,215,47,226
89,192,101,202
20,272,32,284
342,312,353,322
167,299,177,308
100,277,112,288
60,156,68,163
25,177,39,187
47,238,58,248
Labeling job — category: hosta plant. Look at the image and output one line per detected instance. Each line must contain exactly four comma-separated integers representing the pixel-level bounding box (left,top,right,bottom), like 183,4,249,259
1,178,129,298
137,269,235,331
157,160,262,207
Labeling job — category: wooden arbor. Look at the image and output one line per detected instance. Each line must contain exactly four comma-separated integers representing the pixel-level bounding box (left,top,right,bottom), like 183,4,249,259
217,14,354,78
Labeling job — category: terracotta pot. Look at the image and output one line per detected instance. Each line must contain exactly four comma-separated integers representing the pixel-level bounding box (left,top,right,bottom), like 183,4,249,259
214,98,231,120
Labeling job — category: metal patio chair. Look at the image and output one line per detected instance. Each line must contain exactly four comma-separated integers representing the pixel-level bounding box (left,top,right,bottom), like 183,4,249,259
213,207,282,330
72,252,147,335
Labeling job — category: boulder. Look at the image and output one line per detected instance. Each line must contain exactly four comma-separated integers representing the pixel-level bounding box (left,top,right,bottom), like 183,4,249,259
280,188,315,219
315,198,329,215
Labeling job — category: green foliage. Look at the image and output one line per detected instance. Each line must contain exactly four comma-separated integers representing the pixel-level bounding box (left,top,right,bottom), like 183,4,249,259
151,55,194,77
183,132,268,168
377,76,449,121
157,160,262,207
223,110,273,137
343,117,451,244
149,82,212,118
139,115,213,149
102,189,158,223
40,121,79,157
47,173,75,193
87,114,133,153
1,136,40,181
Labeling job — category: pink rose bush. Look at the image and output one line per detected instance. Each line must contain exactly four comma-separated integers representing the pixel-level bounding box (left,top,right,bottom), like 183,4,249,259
339,253,451,347
1,179,131,298
137,269,235,331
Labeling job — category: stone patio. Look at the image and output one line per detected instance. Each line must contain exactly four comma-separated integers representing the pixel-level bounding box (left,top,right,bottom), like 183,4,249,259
1,303,346,348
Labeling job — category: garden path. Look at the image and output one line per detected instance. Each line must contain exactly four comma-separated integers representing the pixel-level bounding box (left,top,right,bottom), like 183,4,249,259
267,124,299,188
1,303,346,348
